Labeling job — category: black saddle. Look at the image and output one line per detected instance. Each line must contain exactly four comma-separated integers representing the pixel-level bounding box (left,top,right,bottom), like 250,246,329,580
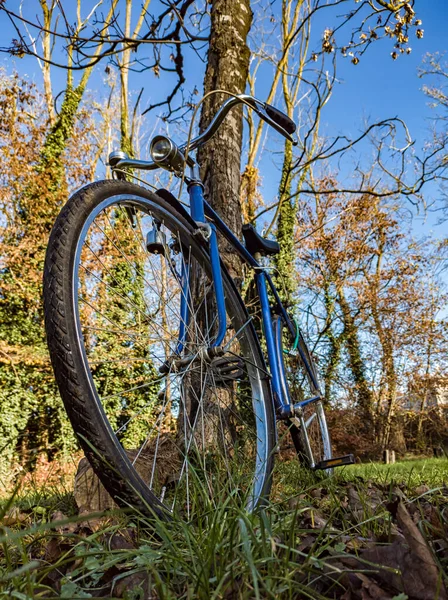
242,223,280,257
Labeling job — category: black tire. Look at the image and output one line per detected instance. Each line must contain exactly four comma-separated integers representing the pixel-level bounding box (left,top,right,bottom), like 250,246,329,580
43,180,276,517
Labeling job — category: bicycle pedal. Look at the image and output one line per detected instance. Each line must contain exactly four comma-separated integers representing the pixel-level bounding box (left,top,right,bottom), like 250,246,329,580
210,356,244,385
314,454,355,470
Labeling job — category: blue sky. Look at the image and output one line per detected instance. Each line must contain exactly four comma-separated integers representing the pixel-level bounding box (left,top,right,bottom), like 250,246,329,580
0,1,446,240
317,0,446,215
315,1,446,143
331,1,447,240
250,0,447,238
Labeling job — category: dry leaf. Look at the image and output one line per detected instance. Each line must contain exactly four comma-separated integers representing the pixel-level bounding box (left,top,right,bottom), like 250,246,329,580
414,485,430,496
1,506,28,526
114,571,153,598
107,530,136,551
302,508,329,529
51,511,78,534
347,571,393,599
396,501,447,600
310,487,323,499
297,534,316,553
345,502,448,600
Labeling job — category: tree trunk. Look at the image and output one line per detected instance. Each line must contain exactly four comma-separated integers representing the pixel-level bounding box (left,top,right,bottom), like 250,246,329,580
370,301,397,450
183,0,253,449
119,0,134,157
322,284,345,404
362,240,397,451
273,139,295,305
39,0,56,125
197,0,253,282
338,290,374,424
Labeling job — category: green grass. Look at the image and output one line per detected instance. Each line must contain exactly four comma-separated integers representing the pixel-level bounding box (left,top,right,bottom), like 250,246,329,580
276,457,448,496
343,457,448,488
1,458,447,599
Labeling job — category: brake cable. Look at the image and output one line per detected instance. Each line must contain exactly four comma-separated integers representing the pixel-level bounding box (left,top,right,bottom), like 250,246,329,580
283,317,300,354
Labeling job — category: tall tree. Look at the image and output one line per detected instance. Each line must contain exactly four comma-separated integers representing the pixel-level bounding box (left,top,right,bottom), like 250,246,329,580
197,0,253,280
0,74,109,481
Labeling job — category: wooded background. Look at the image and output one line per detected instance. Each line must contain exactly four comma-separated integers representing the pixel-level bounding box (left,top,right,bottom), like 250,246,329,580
0,0,447,486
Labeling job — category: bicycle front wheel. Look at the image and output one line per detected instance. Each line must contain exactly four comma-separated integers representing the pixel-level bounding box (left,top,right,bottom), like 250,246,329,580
44,180,275,517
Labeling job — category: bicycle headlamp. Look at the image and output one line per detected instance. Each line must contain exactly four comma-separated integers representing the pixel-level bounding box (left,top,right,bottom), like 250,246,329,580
150,135,186,174
150,136,172,162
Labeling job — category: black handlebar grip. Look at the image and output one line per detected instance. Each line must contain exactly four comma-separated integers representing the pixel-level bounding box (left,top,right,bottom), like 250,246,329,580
264,104,296,135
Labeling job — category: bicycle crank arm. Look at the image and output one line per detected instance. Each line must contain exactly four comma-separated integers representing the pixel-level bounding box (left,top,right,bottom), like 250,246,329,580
314,454,355,470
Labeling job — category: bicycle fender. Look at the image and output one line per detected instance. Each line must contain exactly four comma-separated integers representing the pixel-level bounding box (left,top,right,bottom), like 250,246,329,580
156,188,198,230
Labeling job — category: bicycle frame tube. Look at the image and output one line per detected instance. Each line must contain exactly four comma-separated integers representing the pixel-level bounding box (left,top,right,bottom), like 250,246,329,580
202,201,318,416
255,270,292,418
208,223,227,346
175,260,190,355
181,184,227,348
177,183,311,418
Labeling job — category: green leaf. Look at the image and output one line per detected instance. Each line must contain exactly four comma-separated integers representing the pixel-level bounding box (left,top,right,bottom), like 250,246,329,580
85,555,102,571
9,592,33,600
60,581,92,598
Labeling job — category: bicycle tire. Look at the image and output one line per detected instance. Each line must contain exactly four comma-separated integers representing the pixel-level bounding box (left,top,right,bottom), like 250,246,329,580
43,179,276,518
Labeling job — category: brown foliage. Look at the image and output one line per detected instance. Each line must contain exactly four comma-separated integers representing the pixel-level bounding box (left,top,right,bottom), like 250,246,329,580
327,408,380,460
0,71,113,480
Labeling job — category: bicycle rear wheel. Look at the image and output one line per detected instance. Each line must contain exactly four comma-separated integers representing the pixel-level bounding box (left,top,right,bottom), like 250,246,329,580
275,318,332,473
44,180,275,517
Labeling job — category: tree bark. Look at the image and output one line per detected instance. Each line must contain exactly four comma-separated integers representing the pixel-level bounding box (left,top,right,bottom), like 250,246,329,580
119,0,134,156
184,0,253,448
338,290,374,424
370,298,396,449
197,0,253,281
273,139,295,305
322,283,345,404
39,0,56,125
361,234,397,450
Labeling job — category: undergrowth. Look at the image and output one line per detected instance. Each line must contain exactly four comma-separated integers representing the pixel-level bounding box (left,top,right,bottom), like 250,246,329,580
0,458,447,599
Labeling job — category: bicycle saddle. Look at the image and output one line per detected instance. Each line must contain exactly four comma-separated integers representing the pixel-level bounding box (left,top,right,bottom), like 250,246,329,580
242,223,280,257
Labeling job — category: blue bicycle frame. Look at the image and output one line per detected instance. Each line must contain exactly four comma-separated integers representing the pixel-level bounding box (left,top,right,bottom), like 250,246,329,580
178,181,322,421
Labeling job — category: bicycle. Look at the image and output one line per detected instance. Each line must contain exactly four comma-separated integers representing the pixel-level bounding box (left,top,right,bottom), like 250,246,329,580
43,93,354,519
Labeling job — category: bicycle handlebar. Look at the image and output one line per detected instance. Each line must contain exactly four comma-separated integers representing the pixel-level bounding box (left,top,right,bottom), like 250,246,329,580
110,94,297,173
179,94,297,154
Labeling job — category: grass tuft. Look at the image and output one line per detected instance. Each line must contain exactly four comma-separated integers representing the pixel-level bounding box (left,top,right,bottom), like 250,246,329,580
0,457,447,599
